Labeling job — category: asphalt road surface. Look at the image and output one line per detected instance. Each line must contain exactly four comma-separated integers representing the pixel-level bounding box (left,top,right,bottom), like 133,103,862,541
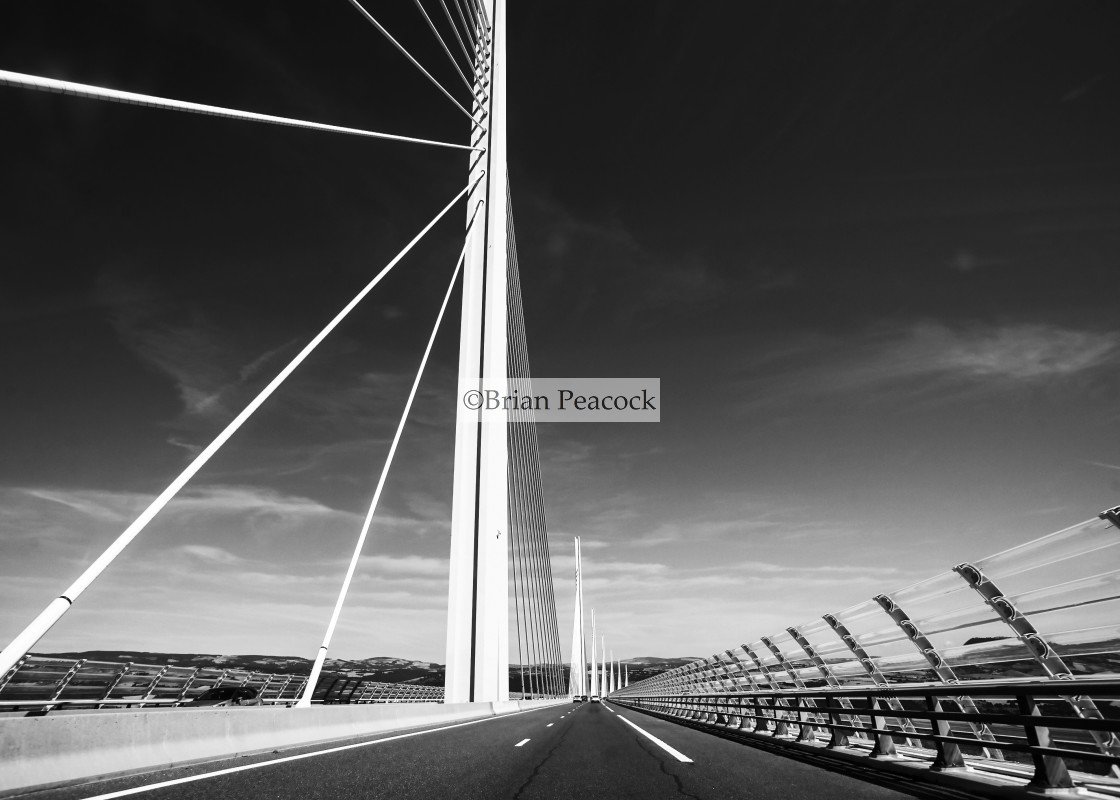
31,701,928,800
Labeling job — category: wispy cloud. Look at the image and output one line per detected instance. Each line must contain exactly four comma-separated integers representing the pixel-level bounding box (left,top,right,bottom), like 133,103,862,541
928,323,1118,379
176,544,245,565
1085,460,1120,472
735,321,1120,412
94,273,297,420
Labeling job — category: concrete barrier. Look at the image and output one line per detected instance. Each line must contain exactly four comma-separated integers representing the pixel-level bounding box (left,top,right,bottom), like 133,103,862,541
0,697,569,796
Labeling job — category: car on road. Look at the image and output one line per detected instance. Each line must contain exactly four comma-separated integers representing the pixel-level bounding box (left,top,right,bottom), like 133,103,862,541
590,695,600,703
573,694,586,703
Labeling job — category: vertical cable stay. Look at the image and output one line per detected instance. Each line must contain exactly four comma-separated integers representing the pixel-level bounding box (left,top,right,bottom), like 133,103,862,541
507,198,554,694
0,177,482,681
296,207,480,707
343,0,476,123
504,185,563,697
411,0,487,102
511,226,563,695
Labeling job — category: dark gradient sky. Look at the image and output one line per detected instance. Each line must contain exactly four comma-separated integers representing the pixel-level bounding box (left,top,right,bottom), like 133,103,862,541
2,1,1119,662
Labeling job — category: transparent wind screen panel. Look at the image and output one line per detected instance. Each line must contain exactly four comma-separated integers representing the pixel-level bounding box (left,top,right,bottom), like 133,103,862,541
745,640,796,688
727,646,770,689
790,620,867,683
890,594,1009,655
832,600,906,655
873,650,946,682
828,659,879,686
766,630,812,671
972,517,1120,594
1045,625,1120,675
1007,569,1120,633
938,637,1045,675
905,601,1003,640
794,618,854,660
765,631,827,687
888,570,987,623
1027,599,1120,648
709,658,739,690
858,629,933,664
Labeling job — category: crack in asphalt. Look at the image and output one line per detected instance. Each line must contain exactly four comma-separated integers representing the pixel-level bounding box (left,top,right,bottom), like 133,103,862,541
511,716,577,800
627,725,702,800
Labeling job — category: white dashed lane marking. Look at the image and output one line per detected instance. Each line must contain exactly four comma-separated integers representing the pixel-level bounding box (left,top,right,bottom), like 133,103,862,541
616,716,693,763
515,739,531,747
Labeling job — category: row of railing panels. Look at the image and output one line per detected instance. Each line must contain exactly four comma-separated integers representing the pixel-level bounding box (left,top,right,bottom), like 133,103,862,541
613,679,1120,793
612,505,1120,794
0,656,443,710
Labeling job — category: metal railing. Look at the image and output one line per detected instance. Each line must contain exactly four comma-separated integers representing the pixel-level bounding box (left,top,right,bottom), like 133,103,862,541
612,505,1120,795
0,656,309,711
319,675,443,704
615,678,1120,793
0,655,449,711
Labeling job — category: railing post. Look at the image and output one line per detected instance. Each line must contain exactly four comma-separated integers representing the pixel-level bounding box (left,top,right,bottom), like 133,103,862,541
796,697,816,742
868,696,897,758
48,658,85,702
100,661,132,706
926,695,966,771
827,699,851,749
1017,693,1074,790
175,667,201,704
142,664,171,701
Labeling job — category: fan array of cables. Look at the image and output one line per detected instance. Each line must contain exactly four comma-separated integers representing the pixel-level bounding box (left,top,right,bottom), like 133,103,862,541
505,195,565,698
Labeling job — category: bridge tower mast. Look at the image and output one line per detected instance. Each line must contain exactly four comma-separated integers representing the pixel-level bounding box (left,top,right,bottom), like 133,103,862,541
568,537,587,696
445,0,510,704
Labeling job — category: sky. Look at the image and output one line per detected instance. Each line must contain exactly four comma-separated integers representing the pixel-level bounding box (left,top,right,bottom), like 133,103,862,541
1,1,1119,665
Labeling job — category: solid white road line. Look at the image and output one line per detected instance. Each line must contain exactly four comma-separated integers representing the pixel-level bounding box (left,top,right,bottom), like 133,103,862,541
617,715,694,763
78,706,556,799
515,738,531,747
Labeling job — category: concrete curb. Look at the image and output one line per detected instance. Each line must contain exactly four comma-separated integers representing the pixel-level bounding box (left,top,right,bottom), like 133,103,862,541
1,697,569,796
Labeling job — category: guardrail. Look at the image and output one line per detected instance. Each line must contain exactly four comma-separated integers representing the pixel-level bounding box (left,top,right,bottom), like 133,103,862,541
615,679,1120,794
612,505,1120,796
0,657,447,711
319,675,443,704
0,657,308,711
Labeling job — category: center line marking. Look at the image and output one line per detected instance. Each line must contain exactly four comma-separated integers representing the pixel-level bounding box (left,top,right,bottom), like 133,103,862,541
547,723,554,727
515,738,531,747
617,715,693,763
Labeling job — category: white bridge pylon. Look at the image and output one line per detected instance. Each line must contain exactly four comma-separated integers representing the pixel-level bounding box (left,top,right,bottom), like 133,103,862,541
444,0,511,704
568,537,587,697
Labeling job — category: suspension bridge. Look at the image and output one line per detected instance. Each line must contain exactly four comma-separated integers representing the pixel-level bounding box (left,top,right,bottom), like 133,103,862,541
3,2,1120,799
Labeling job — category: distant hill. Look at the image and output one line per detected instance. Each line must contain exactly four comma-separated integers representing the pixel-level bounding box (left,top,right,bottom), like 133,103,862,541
625,656,701,667
32,651,687,687
33,651,442,683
